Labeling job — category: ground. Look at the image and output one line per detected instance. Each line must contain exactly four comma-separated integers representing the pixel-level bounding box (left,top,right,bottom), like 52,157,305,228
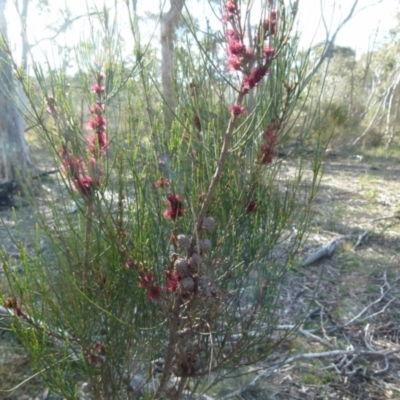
1,151,400,399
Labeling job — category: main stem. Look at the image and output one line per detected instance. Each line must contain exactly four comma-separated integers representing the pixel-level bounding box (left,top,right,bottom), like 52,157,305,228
83,200,94,288
191,92,245,245
154,295,182,398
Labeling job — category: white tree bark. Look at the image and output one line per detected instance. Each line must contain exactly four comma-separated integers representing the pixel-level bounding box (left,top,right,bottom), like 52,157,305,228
0,0,32,182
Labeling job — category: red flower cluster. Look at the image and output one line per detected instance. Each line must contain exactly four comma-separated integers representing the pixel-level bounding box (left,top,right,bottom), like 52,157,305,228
259,121,278,164
57,72,109,199
163,194,185,220
225,29,254,72
88,75,108,156
138,270,163,300
59,146,100,197
263,10,278,37
223,1,278,93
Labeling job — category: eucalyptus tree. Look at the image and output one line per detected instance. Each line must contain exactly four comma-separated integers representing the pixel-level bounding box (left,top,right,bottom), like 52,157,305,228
0,0,32,183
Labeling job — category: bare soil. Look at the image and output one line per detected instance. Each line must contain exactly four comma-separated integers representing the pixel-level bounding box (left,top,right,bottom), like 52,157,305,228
1,153,400,399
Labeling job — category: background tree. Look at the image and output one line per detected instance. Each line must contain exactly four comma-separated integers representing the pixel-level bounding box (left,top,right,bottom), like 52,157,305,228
161,0,185,131
0,0,32,183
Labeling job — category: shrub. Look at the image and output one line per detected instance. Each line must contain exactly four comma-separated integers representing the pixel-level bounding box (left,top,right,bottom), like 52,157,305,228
1,1,323,398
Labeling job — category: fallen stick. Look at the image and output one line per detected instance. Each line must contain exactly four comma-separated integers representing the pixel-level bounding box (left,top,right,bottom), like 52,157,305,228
299,231,369,267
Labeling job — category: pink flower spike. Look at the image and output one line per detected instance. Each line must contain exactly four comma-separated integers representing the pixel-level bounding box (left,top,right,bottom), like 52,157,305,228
98,131,108,148
88,132,108,155
87,115,106,131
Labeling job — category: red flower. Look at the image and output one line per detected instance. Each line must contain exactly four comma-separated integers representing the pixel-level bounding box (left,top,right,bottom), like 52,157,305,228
231,103,247,116
87,115,107,132
263,46,275,60
166,270,180,292
225,0,237,13
163,194,185,220
138,270,163,300
259,142,277,164
226,29,247,71
62,156,83,180
247,201,258,213
227,54,243,71
147,286,163,300
76,176,95,196
88,132,108,155
92,83,105,94
228,40,246,56
242,67,269,93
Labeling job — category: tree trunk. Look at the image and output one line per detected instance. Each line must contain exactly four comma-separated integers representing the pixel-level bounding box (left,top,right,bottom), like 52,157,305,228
0,0,32,183
160,0,185,131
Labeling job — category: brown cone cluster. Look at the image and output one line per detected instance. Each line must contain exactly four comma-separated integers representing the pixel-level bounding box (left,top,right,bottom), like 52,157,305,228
172,217,216,293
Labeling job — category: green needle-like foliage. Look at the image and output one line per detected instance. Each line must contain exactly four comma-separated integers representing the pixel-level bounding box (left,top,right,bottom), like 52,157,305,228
1,1,327,399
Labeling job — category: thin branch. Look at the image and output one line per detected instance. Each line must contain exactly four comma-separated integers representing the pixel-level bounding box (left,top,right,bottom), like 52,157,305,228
342,287,393,328
30,12,101,48
299,0,359,92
